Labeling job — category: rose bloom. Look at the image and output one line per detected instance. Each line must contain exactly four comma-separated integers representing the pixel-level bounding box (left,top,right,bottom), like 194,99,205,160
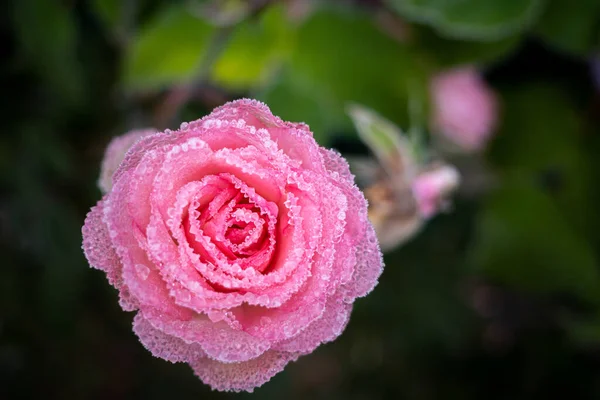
430,67,499,152
82,99,383,392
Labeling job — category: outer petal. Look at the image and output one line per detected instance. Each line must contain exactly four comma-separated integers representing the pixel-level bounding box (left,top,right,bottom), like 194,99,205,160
112,128,186,186
133,313,205,363
82,199,122,286
339,223,383,301
320,147,384,300
190,350,299,393
273,292,351,354
141,307,270,363
82,199,138,310
196,99,324,171
98,128,156,193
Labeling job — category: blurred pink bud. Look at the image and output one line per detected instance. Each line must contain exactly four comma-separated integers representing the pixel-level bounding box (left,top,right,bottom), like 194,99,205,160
430,67,499,152
98,128,156,193
412,165,460,219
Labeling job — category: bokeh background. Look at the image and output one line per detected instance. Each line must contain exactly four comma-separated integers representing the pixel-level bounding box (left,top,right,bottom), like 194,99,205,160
2,0,600,399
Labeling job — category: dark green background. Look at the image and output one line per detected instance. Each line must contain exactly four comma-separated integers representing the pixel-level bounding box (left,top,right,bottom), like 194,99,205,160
2,0,600,399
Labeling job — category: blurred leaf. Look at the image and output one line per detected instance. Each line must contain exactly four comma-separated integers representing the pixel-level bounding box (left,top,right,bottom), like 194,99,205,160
535,0,600,55
470,181,600,303
258,8,428,140
364,211,476,353
13,0,83,103
347,103,415,177
489,85,592,232
211,5,292,89
385,0,544,41
124,4,214,90
566,314,600,346
416,27,522,67
473,84,598,303
191,0,251,26
92,0,121,30
256,67,337,144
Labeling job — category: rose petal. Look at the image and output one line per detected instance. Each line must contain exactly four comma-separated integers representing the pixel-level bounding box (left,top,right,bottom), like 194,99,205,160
98,128,156,193
133,312,205,363
274,291,351,354
190,350,299,393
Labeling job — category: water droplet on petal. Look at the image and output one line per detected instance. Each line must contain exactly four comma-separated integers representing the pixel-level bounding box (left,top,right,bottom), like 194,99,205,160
135,264,150,280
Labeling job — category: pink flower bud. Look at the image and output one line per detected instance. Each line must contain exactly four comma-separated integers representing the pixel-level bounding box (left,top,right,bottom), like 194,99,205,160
98,128,156,193
412,165,460,219
430,67,499,152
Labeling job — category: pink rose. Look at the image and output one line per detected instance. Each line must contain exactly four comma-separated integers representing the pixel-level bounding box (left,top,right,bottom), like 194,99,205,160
82,99,383,392
98,128,157,193
430,67,499,152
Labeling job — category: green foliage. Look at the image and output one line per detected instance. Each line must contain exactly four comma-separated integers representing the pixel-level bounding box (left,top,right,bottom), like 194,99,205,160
211,5,292,89
92,0,122,32
124,4,214,90
385,0,544,41
471,84,598,304
490,86,592,232
470,181,599,302
415,26,522,67
259,9,428,141
535,0,600,55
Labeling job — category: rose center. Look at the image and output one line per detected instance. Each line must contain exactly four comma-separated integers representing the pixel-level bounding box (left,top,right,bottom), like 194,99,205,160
183,174,277,274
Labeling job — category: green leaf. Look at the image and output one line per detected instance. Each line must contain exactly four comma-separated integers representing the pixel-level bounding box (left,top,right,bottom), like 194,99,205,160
211,5,292,89
415,26,522,67
385,0,544,41
565,314,600,346
256,68,337,145
535,0,600,55
92,0,122,31
347,103,414,177
469,181,600,303
123,4,214,90
258,8,428,140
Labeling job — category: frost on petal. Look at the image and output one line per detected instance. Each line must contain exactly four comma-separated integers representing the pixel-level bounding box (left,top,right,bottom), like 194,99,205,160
133,313,205,363
340,223,383,301
141,308,270,363
82,199,123,288
274,292,351,354
98,128,156,193
319,148,356,184
198,99,321,169
112,128,184,186
104,175,190,319
191,350,299,393
207,98,286,131
82,199,140,311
